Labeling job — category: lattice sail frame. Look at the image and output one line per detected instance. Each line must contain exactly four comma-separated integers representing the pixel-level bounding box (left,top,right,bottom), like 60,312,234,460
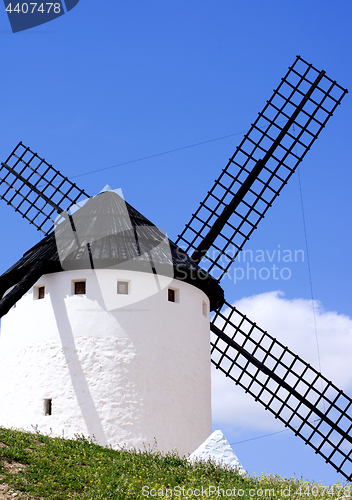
211,302,352,481
176,56,348,280
0,142,90,235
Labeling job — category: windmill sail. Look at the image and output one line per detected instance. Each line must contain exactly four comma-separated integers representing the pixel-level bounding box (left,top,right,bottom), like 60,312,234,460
211,301,352,481
176,56,347,280
0,142,90,235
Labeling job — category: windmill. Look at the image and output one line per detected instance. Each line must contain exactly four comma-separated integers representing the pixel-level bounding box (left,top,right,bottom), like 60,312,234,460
0,56,351,479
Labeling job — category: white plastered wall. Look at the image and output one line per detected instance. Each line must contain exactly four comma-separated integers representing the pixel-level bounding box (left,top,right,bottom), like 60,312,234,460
0,269,211,456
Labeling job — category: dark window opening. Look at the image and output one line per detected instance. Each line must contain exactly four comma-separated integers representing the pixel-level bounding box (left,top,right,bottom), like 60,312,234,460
44,399,52,416
38,286,45,300
75,281,86,295
168,289,175,302
117,281,129,295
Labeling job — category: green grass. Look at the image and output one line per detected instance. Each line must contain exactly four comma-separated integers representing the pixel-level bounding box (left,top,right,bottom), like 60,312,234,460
0,427,350,499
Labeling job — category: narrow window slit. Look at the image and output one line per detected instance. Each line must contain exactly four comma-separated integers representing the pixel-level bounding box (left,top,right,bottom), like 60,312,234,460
202,301,207,317
44,399,52,416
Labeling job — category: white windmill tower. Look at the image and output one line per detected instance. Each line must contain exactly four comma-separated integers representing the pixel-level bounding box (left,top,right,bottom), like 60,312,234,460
0,169,223,455
1,56,352,480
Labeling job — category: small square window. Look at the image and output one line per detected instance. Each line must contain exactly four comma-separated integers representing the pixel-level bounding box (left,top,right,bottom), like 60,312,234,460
117,281,129,295
33,285,45,301
44,398,52,416
74,281,86,295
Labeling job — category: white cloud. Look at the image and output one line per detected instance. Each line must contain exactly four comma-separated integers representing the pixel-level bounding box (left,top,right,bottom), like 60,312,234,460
211,291,352,432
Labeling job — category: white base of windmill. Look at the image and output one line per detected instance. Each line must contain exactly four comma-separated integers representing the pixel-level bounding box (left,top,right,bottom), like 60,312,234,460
189,430,246,474
0,269,212,456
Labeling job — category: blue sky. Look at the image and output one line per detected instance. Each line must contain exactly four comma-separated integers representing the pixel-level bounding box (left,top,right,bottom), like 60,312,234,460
0,0,351,485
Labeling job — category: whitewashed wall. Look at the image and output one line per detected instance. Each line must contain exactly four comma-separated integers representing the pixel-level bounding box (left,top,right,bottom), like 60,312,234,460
0,269,211,456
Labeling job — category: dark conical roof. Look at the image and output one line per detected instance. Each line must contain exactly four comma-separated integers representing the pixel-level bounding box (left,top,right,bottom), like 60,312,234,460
0,191,224,310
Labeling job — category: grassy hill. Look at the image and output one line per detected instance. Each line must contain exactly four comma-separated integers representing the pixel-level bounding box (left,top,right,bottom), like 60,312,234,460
0,428,349,499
